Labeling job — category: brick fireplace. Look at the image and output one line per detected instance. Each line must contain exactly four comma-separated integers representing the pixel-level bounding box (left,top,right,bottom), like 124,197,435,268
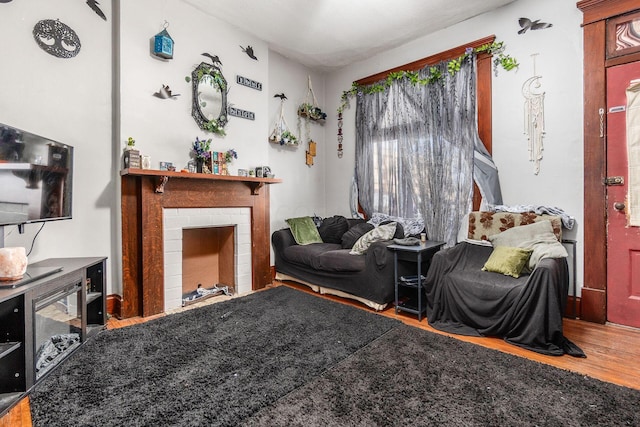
120,170,281,318
163,208,252,311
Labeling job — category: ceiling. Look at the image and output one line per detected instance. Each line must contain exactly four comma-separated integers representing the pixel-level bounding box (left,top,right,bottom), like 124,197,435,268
183,0,517,72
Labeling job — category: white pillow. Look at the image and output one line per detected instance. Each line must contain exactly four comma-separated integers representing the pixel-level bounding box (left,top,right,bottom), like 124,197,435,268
488,220,567,270
350,222,397,255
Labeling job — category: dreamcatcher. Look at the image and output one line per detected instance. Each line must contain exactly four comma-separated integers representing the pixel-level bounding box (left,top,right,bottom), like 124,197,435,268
522,53,545,175
269,93,298,146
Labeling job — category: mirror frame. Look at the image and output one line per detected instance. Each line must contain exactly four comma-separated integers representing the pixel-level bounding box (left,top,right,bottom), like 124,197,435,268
191,62,228,133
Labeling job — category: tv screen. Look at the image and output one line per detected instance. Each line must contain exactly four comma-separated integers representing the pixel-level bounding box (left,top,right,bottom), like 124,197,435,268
0,122,73,227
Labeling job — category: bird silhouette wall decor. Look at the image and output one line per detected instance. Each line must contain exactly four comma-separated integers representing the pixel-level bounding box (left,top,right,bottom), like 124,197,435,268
86,0,106,20
240,45,258,60
153,85,180,99
518,17,552,34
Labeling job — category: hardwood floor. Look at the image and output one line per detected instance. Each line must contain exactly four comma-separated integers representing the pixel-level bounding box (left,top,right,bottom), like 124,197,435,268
4,281,640,426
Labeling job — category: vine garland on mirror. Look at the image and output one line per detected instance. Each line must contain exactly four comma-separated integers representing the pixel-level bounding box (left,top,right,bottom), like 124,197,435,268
187,58,228,136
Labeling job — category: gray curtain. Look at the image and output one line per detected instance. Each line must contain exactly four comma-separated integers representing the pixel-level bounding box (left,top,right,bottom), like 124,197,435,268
355,56,498,247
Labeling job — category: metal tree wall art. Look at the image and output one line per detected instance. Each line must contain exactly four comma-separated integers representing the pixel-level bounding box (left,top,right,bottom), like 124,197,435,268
522,54,545,174
33,19,81,58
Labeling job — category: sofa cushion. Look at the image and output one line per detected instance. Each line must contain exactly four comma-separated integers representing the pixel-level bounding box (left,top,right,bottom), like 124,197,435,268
367,212,424,237
341,223,374,249
481,246,533,278
283,243,342,269
350,222,397,255
467,211,562,242
316,249,366,272
318,215,349,244
286,216,323,245
380,220,405,239
488,220,568,271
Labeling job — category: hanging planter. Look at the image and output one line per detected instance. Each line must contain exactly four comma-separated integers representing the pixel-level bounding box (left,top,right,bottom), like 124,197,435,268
297,103,327,122
269,94,299,147
297,76,326,123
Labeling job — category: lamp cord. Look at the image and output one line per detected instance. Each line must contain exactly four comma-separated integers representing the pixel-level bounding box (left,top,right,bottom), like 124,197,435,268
26,223,45,257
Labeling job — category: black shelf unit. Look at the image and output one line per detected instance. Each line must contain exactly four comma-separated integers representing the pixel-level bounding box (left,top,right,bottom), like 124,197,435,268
388,241,444,321
0,257,107,416
0,294,25,411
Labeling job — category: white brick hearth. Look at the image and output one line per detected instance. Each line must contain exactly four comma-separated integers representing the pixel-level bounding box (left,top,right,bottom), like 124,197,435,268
163,207,252,311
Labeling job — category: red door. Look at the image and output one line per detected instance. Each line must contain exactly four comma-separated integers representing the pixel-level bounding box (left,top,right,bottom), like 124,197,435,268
606,62,640,328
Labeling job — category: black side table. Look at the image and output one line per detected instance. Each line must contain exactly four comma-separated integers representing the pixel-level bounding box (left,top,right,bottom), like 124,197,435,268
387,240,445,321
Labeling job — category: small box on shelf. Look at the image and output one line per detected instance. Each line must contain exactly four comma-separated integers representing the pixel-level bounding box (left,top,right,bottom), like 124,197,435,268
123,150,141,169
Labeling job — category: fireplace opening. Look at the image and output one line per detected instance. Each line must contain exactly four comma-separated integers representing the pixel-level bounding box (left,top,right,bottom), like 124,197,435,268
33,282,82,380
181,225,236,306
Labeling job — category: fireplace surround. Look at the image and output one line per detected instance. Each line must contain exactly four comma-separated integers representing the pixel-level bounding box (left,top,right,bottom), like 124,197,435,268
163,209,252,311
120,169,281,318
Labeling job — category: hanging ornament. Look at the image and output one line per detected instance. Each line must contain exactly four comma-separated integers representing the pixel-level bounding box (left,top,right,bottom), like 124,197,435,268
152,21,174,59
337,112,344,158
522,53,545,174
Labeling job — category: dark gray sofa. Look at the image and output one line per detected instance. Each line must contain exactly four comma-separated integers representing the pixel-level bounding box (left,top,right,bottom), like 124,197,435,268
271,217,413,309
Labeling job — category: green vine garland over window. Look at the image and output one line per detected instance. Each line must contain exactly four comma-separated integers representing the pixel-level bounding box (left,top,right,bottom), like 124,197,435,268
337,41,518,113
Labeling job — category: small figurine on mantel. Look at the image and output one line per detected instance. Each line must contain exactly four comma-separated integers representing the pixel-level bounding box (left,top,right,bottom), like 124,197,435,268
223,148,238,175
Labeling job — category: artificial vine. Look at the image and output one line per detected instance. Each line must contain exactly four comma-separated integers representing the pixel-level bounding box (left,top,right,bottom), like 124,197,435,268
337,41,518,114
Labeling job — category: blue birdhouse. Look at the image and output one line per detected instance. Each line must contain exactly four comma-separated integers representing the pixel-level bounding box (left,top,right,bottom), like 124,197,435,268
153,27,174,59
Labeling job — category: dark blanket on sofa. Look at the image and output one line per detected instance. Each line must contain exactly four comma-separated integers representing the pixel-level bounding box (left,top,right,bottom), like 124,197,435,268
424,242,585,357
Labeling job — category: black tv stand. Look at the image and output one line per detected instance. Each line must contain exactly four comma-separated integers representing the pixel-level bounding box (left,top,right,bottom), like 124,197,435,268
0,265,63,289
0,256,107,416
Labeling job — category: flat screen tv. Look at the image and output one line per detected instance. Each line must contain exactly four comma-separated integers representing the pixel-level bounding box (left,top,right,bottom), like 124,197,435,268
0,122,73,227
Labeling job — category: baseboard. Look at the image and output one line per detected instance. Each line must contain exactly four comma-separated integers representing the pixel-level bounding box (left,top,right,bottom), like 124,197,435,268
580,288,607,323
107,294,122,319
564,296,581,319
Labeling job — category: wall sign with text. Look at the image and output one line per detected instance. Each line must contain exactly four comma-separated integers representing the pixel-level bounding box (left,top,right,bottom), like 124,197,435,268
228,106,255,120
236,75,262,91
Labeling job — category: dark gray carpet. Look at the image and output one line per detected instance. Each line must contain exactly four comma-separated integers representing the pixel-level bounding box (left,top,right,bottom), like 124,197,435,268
30,286,640,427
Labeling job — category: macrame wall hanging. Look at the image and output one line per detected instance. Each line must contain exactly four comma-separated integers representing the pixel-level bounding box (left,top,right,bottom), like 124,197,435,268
522,53,545,174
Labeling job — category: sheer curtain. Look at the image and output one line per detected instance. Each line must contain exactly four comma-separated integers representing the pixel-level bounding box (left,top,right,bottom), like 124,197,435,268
355,56,490,246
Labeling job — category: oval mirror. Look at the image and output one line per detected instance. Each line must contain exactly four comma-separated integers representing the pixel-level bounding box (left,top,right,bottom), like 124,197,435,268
191,62,227,135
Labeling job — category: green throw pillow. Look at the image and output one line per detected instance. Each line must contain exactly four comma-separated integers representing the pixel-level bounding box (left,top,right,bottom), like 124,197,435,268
481,246,533,278
286,216,323,245
487,220,567,271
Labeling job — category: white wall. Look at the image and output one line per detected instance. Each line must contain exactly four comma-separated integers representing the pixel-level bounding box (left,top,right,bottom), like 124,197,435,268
1,0,586,297
119,0,270,175
267,51,327,232
117,1,328,294
0,1,114,284
324,0,585,292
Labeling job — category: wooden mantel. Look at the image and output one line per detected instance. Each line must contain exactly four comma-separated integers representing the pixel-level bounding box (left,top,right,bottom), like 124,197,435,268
120,169,282,318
